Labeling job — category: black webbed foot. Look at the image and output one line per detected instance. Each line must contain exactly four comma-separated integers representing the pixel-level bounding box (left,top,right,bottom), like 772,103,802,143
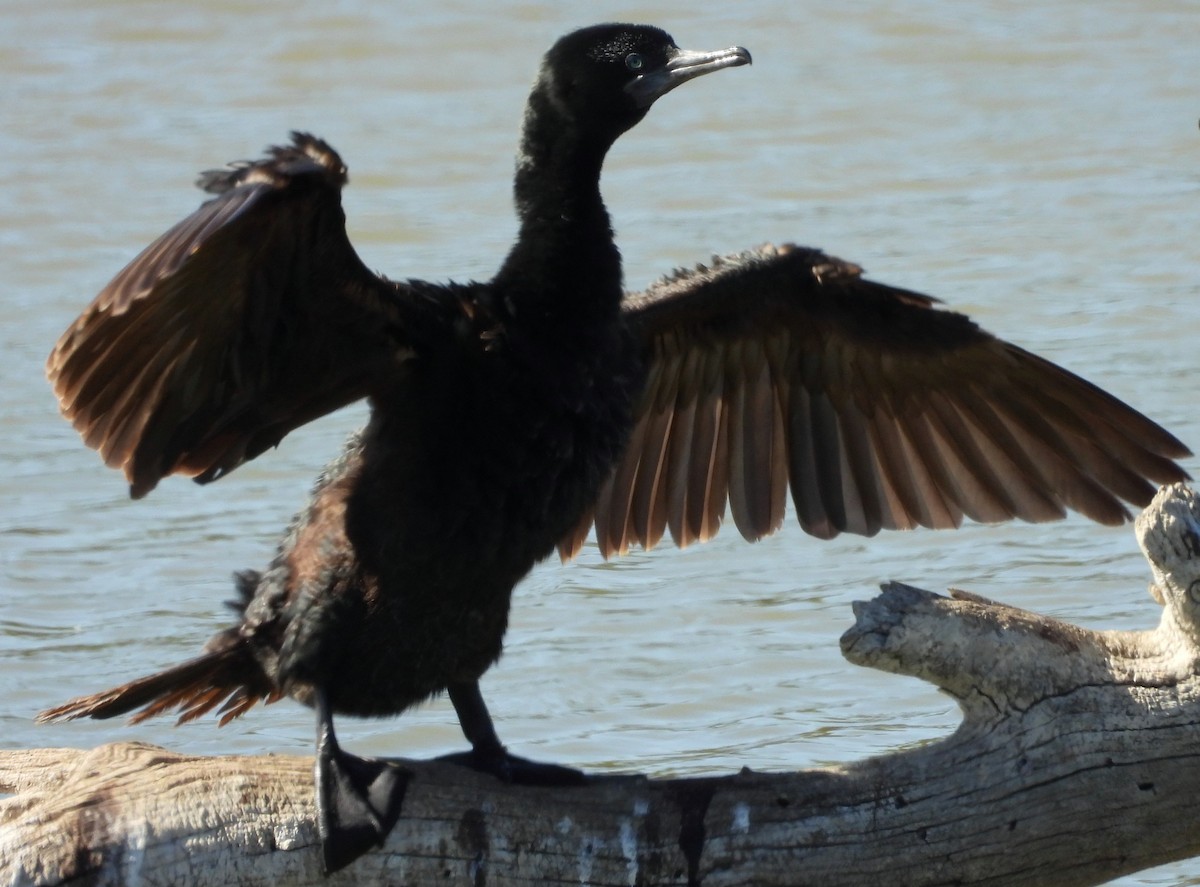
442,679,587,787
436,743,588,786
314,692,410,874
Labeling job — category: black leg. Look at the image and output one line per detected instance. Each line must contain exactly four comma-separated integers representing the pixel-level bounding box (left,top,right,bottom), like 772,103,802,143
438,680,587,786
447,680,504,754
313,689,410,874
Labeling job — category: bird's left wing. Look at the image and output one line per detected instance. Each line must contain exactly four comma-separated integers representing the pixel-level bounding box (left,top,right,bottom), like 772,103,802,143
47,133,431,498
561,243,1190,559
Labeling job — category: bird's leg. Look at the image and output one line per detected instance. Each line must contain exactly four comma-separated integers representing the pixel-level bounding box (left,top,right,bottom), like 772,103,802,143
313,688,409,874
437,680,587,785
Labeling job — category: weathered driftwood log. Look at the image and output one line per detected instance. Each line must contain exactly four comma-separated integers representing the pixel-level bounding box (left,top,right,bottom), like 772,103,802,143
4,482,1200,887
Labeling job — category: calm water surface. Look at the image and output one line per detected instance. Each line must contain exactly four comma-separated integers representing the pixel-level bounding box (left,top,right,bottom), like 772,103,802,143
3,2,1198,883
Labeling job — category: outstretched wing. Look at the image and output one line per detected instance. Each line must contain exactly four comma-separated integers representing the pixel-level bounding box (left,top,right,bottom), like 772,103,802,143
48,133,420,498
564,243,1191,558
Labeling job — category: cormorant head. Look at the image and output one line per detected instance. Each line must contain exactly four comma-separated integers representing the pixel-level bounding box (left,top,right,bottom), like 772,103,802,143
538,24,751,141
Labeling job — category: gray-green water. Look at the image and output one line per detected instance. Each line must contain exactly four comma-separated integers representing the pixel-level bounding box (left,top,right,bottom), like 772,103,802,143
3,2,1198,883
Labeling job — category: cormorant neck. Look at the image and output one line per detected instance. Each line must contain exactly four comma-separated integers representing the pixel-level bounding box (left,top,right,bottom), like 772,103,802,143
493,84,623,316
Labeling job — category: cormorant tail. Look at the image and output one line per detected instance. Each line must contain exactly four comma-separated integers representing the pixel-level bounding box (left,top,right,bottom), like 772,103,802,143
38,572,279,727
37,640,278,727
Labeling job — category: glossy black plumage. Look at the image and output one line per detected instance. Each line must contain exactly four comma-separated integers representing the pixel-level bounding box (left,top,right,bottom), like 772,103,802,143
40,24,756,871
38,20,1189,871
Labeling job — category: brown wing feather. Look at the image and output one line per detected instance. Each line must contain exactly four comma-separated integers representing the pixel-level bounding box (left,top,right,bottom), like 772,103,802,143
569,242,1190,558
47,133,419,498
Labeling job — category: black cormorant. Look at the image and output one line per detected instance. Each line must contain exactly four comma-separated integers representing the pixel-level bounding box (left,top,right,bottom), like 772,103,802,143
39,22,1189,872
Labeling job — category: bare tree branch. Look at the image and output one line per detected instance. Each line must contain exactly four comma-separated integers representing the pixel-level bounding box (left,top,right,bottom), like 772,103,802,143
5,483,1200,886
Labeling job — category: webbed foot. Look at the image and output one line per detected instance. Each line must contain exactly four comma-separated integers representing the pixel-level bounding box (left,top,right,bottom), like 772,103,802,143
442,679,587,786
436,744,587,786
314,693,410,873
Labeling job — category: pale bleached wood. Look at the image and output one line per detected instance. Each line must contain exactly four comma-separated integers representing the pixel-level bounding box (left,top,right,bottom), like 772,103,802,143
4,483,1200,886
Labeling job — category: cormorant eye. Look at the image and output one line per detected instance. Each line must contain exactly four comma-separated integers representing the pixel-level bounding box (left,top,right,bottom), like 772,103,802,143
625,53,645,72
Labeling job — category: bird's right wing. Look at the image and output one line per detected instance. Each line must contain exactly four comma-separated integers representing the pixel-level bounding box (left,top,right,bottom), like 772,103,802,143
47,133,428,498
562,243,1191,560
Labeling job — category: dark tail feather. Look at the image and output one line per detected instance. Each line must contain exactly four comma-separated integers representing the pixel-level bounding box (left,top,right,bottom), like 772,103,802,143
37,636,279,728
